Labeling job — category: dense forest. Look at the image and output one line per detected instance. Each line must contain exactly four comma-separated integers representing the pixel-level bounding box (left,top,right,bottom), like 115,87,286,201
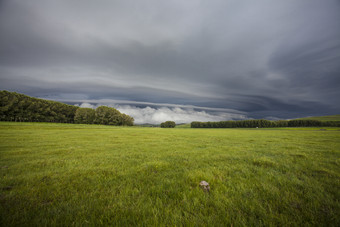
191,119,340,128
0,90,134,126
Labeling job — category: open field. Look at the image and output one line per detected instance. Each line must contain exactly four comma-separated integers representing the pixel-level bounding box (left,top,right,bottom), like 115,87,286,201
1,122,340,226
296,114,340,122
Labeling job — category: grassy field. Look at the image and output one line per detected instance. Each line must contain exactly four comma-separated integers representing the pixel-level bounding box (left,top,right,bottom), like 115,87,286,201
296,114,340,121
1,122,340,226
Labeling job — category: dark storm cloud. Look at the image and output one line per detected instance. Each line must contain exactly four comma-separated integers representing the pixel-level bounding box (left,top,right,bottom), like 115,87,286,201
1,0,340,122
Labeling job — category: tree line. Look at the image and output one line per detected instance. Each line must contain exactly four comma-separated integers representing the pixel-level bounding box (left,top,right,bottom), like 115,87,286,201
191,119,340,128
74,106,134,126
0,90,134,126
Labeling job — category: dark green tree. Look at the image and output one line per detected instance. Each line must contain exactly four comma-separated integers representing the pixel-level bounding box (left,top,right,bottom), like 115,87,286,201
120,113,134,126
94,106,128,126
0,90,78,123
160,121,176,128
74,108,95,124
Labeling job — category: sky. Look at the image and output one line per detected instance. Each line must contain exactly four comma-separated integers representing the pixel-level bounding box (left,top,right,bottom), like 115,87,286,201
1,0,340,124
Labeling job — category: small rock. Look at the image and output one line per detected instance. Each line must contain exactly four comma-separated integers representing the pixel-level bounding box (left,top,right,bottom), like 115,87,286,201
199,181,210,192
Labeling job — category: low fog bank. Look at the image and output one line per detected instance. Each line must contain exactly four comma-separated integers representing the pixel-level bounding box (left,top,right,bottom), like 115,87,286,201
75,102,247,124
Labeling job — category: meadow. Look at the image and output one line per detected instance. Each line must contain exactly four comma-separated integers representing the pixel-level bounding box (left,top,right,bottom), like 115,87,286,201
0,122,339,226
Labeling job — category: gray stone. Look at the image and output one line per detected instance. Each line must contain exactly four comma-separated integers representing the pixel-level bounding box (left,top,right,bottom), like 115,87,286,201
199,181,210,192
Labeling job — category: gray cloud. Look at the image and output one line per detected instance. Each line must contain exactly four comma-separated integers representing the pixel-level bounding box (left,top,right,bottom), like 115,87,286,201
75,102,247,124
116,105,244,125
1,0,340,119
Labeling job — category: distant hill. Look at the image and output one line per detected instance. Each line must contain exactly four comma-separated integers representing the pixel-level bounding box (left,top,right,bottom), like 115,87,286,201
135,123,160,127
296,114,340,122
176,123,191,128
136,123,191,128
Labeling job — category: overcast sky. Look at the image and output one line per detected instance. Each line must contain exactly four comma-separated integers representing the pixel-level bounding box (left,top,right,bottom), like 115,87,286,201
1,0,339,123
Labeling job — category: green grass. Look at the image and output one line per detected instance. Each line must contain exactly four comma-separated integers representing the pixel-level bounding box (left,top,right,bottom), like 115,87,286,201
1,122,340,226
296,114,340,121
